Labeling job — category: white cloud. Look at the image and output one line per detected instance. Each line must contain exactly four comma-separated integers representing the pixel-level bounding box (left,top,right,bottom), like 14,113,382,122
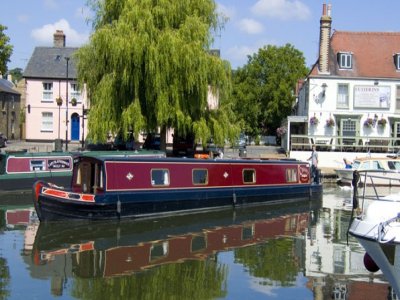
251,0,311,21
31,19,89,47
238,18,264,34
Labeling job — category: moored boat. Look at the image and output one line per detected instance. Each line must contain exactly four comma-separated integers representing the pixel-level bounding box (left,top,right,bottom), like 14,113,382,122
335,156,400,186
33,155,322,221
0,149,165,193
348,170,400,296
0,150,73,192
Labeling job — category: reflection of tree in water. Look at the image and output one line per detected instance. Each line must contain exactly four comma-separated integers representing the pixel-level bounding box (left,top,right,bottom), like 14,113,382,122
234,238,300,286
71,258,228,299
0,256,10,299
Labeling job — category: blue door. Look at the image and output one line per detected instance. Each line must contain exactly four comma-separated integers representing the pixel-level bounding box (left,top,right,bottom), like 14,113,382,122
71,113,80,141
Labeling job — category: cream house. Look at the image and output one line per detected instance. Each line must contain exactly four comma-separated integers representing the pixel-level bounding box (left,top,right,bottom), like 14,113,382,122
286,4,400,153
23,30,88,148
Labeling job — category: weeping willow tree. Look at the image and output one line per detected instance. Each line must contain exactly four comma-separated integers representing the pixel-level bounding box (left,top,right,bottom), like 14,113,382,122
76,0,238,148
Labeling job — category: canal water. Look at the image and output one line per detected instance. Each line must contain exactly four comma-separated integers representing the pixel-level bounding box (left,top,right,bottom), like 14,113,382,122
0,186,396,300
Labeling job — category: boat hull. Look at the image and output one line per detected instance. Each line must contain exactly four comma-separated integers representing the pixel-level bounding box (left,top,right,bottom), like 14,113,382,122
33,181,322,221
335,168,400,186
0,173,71,192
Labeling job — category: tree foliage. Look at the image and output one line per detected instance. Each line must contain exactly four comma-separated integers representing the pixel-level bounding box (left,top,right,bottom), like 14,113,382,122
77,0,238,147
232,44,308,137
8,68,23,83
0,25,13,76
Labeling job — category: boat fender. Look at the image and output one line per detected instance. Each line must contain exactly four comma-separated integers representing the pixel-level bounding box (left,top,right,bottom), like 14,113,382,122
232,193,237,206
363,252,380,272
117,200,121,219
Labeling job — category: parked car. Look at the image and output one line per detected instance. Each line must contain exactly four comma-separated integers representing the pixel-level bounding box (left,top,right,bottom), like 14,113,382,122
113,131,135,150
142,133,161,150
0,133,7,148
172,133,196,157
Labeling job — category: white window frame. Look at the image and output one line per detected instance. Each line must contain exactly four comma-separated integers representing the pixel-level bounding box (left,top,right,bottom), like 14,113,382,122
337,84,349,109
394,54,400,70
70,82,81,103
41,112,53,132
42,82,53,102
338,52,352,69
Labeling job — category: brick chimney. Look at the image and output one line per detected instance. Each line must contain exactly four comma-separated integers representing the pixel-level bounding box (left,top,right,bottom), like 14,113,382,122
318,4,332,74
53,30,66,48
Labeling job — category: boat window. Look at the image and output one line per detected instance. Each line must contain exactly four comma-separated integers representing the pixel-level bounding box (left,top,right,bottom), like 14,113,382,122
30,160,46,171
286,168,298,183
242,224,255,240
388,161,400,170
0,154,5,174
191,234,207,252
192,169,208,185
150,241,169,261
151,169,170,186
372,161,384,170
243,169,256,184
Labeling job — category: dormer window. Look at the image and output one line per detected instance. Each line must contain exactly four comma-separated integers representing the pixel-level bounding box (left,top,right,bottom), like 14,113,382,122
394,53,400,70
337,52,352,69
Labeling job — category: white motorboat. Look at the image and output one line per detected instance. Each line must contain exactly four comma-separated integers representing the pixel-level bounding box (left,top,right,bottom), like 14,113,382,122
349,170,400,296
335,156,400,186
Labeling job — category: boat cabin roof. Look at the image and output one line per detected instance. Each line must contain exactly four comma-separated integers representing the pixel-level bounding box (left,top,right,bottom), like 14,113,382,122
74,155,301,165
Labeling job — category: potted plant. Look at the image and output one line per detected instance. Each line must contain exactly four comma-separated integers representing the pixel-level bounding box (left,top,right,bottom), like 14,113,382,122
309,116,319,126
377,118,387,127
56,97,63,106
364,117,374,128
71,98,77,106
326,118,335,127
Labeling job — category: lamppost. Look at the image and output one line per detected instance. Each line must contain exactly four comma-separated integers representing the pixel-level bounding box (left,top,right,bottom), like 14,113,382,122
65,57,70,151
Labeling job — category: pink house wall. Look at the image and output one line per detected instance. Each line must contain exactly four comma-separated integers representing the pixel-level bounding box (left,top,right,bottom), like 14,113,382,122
25,78,88,142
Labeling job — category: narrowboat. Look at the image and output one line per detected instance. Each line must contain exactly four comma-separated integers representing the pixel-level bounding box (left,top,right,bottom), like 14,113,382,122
33,155,323,221
0,150,73,192
0,149,165,193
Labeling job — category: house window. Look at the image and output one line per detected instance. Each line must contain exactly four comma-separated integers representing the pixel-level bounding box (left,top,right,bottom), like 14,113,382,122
42,82,53,102
337,52,352,69
396,85,400,112
41,112,53,132
70,83,81,103
337,84,349,109
394,54,400,70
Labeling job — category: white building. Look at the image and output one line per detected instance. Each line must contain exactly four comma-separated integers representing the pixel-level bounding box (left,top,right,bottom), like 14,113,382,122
286,4,400,153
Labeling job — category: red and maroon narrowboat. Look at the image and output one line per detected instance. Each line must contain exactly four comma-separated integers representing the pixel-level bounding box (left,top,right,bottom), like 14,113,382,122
33,155,322,221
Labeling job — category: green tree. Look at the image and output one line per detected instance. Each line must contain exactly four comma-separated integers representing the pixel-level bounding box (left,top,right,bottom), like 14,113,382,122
0,25,13,76
8,67,23,83
232,44,308,137
77,0,238,148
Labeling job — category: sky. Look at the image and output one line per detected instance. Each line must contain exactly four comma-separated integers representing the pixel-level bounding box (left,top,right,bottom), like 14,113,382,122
2,0,400,72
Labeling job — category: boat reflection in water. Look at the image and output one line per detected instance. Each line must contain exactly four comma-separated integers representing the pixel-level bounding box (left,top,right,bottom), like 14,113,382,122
26,199,319,297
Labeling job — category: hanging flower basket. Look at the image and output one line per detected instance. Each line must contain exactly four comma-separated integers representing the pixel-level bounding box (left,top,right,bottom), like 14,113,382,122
377,118,387,127
326,118,335,127
309,116,319,126
364,118,374,128
276,126,287,137
56,97,63,106
71,98,78,106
